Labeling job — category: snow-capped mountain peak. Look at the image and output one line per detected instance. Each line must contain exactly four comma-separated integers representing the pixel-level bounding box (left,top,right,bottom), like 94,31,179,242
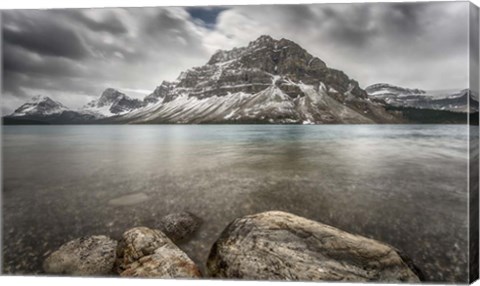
97,88,126,107
82,88,145,117
10,95,69,117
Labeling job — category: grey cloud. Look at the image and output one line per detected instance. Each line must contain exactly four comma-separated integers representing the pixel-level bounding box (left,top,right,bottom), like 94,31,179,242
143,8,207,51
3,68,99,98
469,3,479,93
3,43,87,77
3,11,90,60
317,5,377,47
65,9,128,34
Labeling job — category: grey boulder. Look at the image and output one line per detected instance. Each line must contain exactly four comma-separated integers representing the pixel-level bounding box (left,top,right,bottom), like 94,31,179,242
207,211,421,282
158,211,202,242
43,235,117,276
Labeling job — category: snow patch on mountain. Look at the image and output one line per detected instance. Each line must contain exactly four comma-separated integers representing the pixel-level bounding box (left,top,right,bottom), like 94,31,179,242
365,83,426,98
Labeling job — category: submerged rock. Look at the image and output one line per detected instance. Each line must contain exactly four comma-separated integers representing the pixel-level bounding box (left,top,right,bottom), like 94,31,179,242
43,235,117,276
116,227,201,278
207,211,421,282
158,212,202,242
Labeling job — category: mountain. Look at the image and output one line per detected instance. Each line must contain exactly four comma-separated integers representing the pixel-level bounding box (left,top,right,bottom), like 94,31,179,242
10,95,68,117
3,88,145,124
118,35,400,124
366,84,479,113
82,88,145,117
4,95,97,124
365,83,426,97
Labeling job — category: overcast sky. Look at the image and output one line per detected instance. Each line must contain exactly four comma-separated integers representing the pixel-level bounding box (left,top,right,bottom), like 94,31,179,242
1,1,471,114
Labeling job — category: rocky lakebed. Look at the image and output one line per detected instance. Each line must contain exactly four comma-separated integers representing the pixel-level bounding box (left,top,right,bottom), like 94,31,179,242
42,210,422,282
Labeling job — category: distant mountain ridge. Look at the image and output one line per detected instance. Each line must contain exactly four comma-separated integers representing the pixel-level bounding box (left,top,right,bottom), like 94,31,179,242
3,35,475,125
366,84,478,113
365,83,426,97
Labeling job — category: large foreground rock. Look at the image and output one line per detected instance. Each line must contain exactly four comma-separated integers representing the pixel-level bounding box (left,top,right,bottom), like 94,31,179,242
207,211,421,282
116,227,201,278
43,235,117,276
158,211,202,242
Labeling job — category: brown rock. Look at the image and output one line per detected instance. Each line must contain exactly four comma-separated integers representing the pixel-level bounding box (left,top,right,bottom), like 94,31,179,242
43,235,117,276
116,227,201,278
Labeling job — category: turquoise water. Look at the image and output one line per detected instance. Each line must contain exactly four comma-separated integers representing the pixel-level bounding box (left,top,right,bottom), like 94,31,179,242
2,125,470,281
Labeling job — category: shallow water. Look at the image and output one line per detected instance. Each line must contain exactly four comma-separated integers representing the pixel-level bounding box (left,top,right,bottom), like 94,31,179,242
1,125,470,282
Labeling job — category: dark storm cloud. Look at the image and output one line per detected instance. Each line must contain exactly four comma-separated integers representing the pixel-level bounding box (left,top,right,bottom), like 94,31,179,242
65,9,129,34
4,70,97,96
316,6,376,47
388,3,424,29
3,11,89,60
299,3,431,49
3,43,87,77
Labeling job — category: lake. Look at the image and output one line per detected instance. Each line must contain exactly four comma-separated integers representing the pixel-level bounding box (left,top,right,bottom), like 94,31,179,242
1,125,470,282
